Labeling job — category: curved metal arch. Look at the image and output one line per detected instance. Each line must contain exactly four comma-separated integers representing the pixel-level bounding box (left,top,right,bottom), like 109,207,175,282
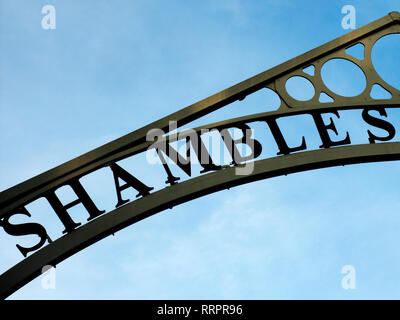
2,100,400,218
1,12,400,299
1,142,399,299
1,12,399,217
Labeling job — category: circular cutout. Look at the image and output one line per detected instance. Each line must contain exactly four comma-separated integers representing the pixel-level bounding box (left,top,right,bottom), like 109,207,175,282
371,34,400,89
321,58,366,97
285,76,315,101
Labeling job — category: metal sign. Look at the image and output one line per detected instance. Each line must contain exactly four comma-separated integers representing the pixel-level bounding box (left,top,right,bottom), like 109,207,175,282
0,12,399,299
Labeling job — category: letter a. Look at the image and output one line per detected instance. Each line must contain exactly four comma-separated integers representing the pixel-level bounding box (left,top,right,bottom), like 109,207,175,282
341,5,356,30
341,265,356,290
41,5,56,30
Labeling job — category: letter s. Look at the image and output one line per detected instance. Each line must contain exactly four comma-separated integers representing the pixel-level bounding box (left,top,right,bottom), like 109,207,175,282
362,108,396,143
0,207,52,257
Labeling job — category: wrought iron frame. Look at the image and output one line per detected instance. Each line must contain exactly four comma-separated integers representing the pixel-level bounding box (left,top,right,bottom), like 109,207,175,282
0,12,399,299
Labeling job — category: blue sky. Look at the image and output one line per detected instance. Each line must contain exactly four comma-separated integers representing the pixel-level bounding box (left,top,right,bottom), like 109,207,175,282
1,0,399,299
